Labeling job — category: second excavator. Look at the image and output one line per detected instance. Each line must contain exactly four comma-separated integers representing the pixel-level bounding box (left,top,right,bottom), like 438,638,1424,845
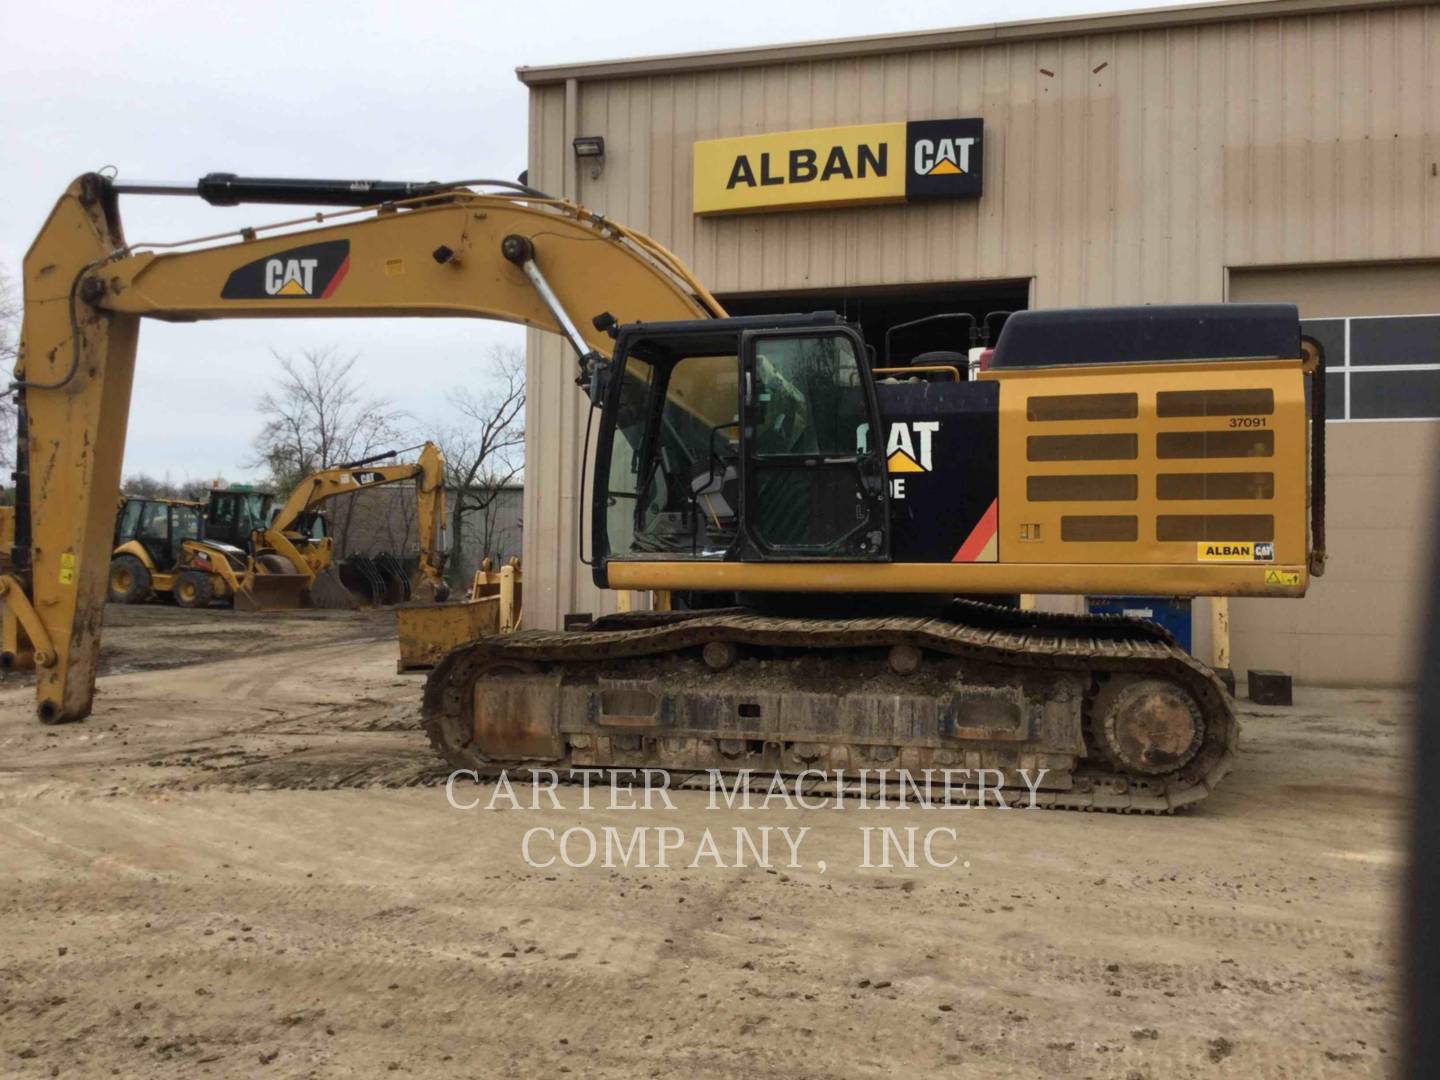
5,171,1325,812
244,442,449,607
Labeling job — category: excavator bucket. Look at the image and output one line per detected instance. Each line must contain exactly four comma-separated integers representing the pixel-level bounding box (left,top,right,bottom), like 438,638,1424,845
232,574,311,612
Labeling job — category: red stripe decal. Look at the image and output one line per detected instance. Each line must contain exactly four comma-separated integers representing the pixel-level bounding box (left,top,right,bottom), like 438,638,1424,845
951,498,998,562
319,256,350,299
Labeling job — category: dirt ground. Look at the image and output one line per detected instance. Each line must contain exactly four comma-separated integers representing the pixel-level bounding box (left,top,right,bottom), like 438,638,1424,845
0,605,1407,1078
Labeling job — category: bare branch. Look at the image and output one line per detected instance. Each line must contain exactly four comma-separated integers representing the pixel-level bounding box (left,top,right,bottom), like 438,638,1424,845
0,265,20,472
428,345,526,586
250,346,408,495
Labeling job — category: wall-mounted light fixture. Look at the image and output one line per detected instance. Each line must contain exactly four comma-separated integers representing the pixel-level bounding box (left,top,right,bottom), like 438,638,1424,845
573,135,605,179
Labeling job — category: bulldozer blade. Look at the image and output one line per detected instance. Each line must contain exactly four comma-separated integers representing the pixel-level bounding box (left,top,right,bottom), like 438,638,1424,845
234,574,311,612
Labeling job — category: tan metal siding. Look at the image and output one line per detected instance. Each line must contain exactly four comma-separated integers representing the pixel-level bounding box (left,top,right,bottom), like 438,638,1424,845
1230,421,1437,685
524,3,1440,630
1228,260,1440,685
1230,261,1440,315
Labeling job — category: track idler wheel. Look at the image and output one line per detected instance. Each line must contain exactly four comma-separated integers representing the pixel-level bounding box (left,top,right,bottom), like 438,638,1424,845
1092,678,1204,776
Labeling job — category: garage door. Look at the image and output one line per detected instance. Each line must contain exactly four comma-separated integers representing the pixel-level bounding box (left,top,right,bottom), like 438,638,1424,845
1224,261,1440,685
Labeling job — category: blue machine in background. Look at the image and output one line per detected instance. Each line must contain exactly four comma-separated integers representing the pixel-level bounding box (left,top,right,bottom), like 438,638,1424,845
1086,596,1193,654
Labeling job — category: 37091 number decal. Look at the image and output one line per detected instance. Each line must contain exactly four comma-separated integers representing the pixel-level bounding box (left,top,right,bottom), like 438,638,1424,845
1228,416,1267,428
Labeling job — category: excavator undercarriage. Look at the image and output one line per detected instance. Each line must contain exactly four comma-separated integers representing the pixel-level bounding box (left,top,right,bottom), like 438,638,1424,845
423,602,1234,813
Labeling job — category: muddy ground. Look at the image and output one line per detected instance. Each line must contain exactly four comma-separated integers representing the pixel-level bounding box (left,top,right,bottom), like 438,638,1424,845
0,605,1407,1077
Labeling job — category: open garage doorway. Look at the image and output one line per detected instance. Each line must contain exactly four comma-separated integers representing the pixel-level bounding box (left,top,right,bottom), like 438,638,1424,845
716,279,1031,368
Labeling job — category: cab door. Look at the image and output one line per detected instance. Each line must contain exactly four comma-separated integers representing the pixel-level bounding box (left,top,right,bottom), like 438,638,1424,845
738,327,889,560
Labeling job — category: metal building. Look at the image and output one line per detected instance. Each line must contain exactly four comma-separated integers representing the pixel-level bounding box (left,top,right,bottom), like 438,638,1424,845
518,0,1440,685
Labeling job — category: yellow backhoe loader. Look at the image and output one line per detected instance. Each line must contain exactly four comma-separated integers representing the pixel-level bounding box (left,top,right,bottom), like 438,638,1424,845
108,488,311,611
3,170,1325,812
256,442,449,607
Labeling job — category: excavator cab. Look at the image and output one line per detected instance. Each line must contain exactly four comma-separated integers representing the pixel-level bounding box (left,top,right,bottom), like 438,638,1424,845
591,313,889,577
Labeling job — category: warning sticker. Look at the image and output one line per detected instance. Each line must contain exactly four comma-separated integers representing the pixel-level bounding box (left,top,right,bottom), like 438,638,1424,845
1264,569,1302,586
58,553,76,586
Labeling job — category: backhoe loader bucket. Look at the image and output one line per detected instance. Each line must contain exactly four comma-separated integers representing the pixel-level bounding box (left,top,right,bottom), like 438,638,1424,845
233,574,310,612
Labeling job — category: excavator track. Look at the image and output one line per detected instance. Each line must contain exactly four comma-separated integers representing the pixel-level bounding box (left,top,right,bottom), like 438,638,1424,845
422,602,1237,814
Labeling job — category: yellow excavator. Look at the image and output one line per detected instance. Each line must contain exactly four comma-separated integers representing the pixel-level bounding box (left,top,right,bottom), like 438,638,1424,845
255,442,450,606
3,171,1325,811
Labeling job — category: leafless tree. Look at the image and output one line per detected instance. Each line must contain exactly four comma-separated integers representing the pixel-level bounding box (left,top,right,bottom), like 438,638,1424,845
435,346,525,588
121,474,227,502
251,346,406,553
334,485,417,560
0,265,20,476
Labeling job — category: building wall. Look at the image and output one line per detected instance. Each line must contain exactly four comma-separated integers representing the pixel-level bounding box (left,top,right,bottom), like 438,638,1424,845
1227,261,1440,684
1228,421,1438,684
523,2,1440,641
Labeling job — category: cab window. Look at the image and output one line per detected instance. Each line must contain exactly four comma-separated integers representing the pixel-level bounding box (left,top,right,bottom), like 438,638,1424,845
116,500,144,542
138,502,170,539
172,505,202,542
751,335,867,457
604,351,740,557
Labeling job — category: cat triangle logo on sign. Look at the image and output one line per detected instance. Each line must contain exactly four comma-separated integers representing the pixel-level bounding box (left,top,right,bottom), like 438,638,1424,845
887,448,926,473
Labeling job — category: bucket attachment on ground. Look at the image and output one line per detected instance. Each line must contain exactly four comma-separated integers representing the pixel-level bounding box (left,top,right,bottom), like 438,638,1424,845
336,553,411,607
234,573,310,612
307,567,360,610
373,553,411,605
396,597,505,672
395,560,521,671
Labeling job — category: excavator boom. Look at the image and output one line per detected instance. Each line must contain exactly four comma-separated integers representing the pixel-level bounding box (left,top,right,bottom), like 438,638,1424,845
4,172,721,723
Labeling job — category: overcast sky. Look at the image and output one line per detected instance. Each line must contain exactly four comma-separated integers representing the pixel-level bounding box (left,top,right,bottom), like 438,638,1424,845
2,0,1165,483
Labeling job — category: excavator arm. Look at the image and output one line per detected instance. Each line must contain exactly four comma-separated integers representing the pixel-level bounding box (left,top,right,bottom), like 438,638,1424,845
4,172,724,723
262,441,449,596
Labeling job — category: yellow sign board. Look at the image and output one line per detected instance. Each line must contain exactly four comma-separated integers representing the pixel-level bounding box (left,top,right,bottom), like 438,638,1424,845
693,118,984,216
